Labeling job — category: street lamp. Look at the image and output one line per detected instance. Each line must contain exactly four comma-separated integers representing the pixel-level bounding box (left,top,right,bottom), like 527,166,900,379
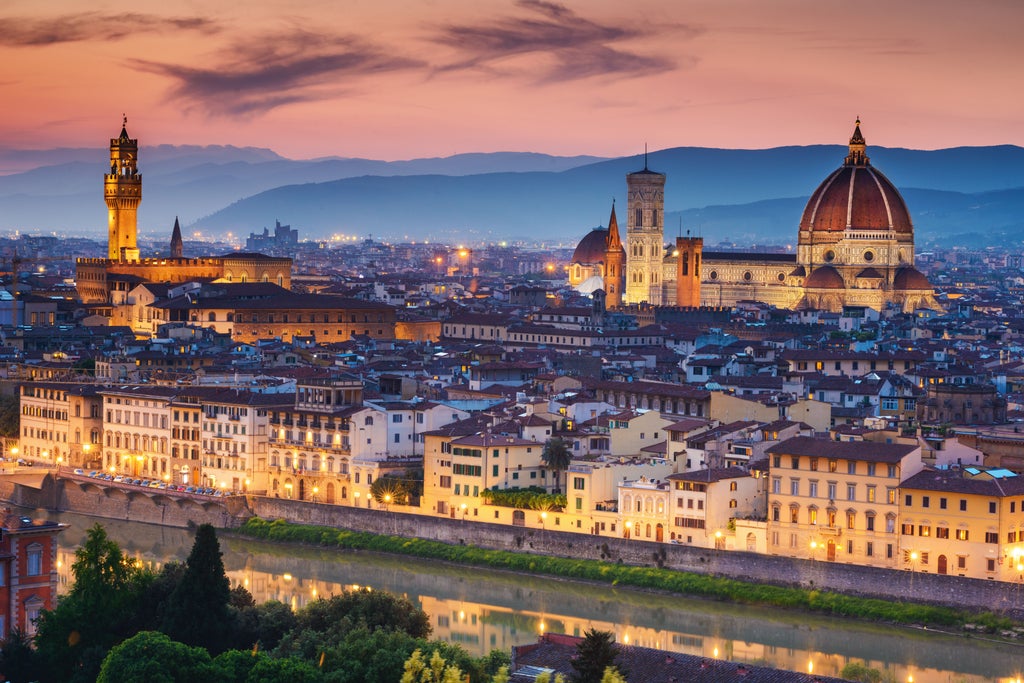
715,530,724,550
810,539,819,562
312,485,319,503
354,491,360,508
625,520,633,539
461,502,468,522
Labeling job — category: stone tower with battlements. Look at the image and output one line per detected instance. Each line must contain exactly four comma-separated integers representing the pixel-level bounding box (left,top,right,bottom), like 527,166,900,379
105,117,141,262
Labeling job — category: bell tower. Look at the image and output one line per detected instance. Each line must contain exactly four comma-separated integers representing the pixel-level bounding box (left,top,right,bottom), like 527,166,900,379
674,233,703,308
624,154,666,305
105,116,141,262
603,201,624,309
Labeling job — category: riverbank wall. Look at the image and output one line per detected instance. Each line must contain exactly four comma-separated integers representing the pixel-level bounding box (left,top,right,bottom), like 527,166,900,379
7,474,1021,620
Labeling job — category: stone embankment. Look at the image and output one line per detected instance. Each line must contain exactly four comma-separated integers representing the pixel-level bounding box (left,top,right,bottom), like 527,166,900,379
5,472,1020,619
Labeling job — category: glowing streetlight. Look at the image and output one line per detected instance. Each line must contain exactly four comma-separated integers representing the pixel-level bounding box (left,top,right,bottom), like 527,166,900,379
461,502,468,521
625,520,633,539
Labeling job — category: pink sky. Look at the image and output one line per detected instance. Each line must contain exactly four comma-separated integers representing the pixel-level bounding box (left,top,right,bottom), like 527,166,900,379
1,0,1021,160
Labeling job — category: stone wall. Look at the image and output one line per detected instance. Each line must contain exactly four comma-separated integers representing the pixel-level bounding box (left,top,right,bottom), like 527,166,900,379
251,497,1021,619
7,476,1019,619
4,475,246,530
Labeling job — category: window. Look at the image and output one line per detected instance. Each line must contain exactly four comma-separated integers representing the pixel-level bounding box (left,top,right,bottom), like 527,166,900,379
810,458,819,471
940,497,947,510
866,485,876,503
573,477,585,490
772,477,781,494
827,482,837,500
729,499,737,509
905,494,913,506
791,456,800,469
988,559,997,572
26,544,43,576
960,499,967,512
867,463,876,476
790,479,800,496
847,462,857,475
901,523,914,535
392,414,403,423
887,488,897,505
847,511,856,529
772,506,780,522
772,455,781,468
808,508,818,525
866,542,874,557
865,513,875,532
956,529,969,541
790,507,799,523
989,501,997,514
985,531,999,544
958,556,967,569
922,496,930,508
808,481,818,498
918,525,930,537
936,526,949,539
847,484,856,501
828,459,837,472
887,465,897,478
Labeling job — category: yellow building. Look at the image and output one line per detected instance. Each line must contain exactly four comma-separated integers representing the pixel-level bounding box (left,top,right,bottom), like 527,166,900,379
666,467,759,549
18,382,103,468
899,466,1024,580
766,436,923,568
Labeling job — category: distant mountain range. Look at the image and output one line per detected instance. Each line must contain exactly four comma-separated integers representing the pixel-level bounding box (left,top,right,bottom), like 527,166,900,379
2,142,1023,246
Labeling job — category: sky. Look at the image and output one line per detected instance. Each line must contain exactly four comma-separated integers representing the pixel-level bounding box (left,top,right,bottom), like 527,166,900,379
1,0,1022,160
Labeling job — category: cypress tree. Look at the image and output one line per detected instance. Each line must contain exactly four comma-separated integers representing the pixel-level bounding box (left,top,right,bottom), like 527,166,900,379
161,524,232,653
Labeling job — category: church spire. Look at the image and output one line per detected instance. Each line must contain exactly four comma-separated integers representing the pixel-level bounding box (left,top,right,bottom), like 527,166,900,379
605,200,621,250
170,216,183,258
844,117,869,166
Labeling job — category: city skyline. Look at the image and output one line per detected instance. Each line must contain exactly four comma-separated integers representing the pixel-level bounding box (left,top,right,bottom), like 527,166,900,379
1,0,1022,161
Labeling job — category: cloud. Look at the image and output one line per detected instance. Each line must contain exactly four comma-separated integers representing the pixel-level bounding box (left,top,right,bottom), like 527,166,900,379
432,0,691,82
0,12,216,46
129,28,426,117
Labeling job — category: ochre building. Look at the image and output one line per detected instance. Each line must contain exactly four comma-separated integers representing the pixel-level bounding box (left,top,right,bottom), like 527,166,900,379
76,120,292,305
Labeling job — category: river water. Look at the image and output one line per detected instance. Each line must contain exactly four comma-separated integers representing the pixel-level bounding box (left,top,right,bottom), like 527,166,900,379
37,508,1024,683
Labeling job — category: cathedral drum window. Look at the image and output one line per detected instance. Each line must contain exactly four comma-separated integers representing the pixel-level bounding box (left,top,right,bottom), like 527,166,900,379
777,272,786,282
709,271,718,281
824,250,836,262
743,271,753,282
863,250,875,262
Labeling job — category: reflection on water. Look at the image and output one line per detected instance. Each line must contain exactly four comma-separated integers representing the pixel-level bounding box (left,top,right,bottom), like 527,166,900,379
45,509,1024,683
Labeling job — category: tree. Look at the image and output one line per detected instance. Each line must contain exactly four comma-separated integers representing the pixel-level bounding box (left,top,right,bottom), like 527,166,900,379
600,667,627,683
0,393,18,439
95,631,217,683
541,437,572,494
0,628,38,683
401,649,465,683
161,523,233,654
570,629,622,683
371,474,412,506
34,524,152,683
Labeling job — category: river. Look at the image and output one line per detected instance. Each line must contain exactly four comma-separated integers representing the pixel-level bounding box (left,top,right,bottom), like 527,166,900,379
36,508,1024,683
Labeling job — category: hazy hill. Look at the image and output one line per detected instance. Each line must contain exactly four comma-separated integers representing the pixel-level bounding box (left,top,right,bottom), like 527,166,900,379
2,142,1023,245
193,145,1024,245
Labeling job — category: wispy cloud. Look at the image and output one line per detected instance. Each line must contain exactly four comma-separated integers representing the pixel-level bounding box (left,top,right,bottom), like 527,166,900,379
432,0,692,82
0,12,216,46
130,28,425,117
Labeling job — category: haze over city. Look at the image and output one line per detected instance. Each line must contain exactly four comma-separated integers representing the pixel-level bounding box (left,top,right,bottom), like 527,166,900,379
2,0,1023,160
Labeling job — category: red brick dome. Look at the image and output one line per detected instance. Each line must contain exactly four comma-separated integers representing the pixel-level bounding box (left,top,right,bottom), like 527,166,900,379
798,121,913,244
893,266,932,290
571,228,610,265
804,265,845,289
